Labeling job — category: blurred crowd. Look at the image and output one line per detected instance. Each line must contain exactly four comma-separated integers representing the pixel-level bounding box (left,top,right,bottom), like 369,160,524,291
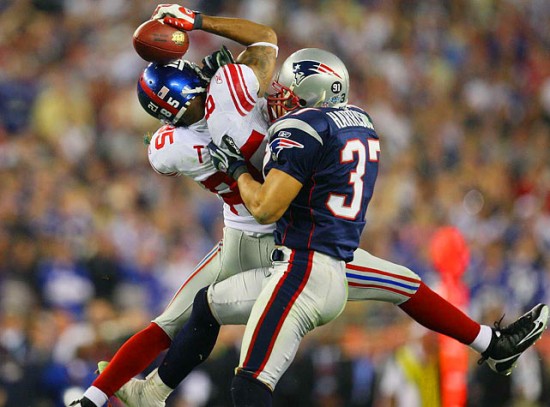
1,0,549,406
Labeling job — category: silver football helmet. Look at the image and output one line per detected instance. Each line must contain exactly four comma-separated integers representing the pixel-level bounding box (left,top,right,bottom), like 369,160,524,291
267,48,349,121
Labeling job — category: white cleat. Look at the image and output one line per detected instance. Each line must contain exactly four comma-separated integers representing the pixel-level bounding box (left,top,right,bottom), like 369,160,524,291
97,362,170,407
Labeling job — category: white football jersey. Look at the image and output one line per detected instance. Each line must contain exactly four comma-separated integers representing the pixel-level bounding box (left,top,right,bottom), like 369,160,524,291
204,63,274,232
147,88,273,234
205,63,270,179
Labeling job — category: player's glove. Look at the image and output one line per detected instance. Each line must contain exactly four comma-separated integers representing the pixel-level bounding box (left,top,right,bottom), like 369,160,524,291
208,135,249,180
151,4,202,31
201,45,235,79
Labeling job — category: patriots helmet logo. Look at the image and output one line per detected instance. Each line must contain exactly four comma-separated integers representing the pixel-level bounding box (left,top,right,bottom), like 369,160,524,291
269,136,304,161
293,60,342,85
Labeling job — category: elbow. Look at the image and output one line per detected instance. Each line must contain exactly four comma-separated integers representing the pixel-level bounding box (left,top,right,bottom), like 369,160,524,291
260,26,277,46
254,213,278,225
251,204,280,225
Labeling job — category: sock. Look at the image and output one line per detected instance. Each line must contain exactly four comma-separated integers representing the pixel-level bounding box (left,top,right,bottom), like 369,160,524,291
470,324,494,354
399,282,481,344
231,372,273,407
93,322,171,397
81,387,108,407
158,287,220,389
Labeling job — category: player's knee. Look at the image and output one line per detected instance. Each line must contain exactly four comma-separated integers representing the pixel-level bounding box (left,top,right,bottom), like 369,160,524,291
192,286,217,325
399,264,421,282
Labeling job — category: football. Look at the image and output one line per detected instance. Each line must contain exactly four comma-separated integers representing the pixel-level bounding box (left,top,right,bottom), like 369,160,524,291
133,19,190,63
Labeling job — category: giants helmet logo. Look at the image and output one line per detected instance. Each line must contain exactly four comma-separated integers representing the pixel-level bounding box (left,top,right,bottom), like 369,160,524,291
293,60,342,85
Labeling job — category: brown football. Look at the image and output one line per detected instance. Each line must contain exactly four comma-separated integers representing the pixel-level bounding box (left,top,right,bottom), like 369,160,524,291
133,19,190,63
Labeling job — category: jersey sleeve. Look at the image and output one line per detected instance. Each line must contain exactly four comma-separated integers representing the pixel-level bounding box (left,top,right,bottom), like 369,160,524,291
147,124,217,181
147,125,186,176
264,113,325,184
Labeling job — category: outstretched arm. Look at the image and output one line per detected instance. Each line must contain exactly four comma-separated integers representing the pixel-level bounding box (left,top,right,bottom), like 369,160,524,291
153,4,278,95
197,15,278,95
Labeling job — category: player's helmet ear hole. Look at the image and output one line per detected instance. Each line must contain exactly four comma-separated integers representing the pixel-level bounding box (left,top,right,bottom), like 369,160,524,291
299,99,307,107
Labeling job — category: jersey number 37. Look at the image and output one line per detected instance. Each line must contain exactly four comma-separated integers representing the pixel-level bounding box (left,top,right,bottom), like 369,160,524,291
327,139,380,220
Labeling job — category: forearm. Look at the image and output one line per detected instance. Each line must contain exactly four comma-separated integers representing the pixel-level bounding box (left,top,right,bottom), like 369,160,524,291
237,173,279,225
201,15,277,48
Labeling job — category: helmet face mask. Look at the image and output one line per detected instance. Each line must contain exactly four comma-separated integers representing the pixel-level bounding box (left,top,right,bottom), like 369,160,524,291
266,81,302,122
137,59,208,125
267,48,349,121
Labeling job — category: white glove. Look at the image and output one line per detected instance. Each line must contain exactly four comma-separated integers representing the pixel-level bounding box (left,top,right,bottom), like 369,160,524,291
151,4,202,31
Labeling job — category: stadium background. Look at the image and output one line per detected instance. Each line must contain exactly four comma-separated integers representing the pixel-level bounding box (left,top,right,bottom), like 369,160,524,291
1,0,549,406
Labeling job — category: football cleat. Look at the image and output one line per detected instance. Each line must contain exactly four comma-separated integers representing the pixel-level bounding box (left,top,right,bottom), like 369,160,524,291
479,303,549,375
97,361,144,406
68,397,96,407
98,362,168,407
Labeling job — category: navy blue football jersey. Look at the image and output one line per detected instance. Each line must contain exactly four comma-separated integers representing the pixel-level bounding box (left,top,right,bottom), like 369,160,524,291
264,105,381,262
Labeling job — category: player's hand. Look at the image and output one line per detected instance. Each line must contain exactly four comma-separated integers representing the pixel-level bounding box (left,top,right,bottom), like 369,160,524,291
208,135,248,180
201,45,235,79
151,4,202,31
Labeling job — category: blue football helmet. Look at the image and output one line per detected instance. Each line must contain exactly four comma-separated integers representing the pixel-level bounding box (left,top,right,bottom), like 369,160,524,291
137,59,208,125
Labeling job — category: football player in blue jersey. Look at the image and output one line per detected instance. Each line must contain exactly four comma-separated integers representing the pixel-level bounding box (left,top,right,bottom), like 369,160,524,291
96,48,547,407
216,48,382,406
208,49,548,406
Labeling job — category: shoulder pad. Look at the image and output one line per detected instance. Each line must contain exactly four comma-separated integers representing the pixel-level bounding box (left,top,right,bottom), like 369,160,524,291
269,109,326,145
209,63,259,116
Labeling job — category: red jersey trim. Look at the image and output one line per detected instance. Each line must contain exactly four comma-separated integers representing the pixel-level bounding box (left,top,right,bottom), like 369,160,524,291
221,64,256,116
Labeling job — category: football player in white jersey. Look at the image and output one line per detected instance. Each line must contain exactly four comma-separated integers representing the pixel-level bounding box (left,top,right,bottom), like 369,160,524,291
70,6,279,407
70,4,549,407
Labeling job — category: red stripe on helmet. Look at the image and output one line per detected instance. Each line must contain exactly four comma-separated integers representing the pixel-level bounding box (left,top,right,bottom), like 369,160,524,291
139,75,179,115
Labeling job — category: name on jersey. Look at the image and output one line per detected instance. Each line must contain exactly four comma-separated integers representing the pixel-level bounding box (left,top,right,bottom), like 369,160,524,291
326,110,374,130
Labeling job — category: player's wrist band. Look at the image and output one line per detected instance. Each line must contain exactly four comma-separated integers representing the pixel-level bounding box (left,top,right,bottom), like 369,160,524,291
193,12,203,30
248,42,279,57
231,164,249,181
